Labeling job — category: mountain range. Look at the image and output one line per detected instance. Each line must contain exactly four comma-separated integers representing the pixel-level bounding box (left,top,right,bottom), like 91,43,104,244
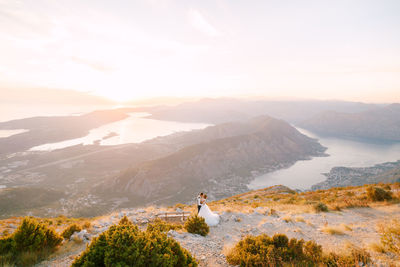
101,116,326,206
299,103,400,141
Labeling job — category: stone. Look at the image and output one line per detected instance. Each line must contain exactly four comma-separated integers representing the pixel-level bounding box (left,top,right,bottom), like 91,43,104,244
176,208,183,213
70,229,91,242
137,209,146,213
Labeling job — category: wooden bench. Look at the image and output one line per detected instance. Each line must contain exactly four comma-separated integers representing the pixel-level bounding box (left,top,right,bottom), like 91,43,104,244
155,211,191,222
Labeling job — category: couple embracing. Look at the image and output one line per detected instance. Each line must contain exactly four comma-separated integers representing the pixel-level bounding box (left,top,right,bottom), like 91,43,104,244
196,192,220,226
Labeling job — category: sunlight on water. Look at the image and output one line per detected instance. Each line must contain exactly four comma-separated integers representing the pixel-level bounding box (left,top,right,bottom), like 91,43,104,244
30,113,211,151
249,128,400,190
0,129,29,138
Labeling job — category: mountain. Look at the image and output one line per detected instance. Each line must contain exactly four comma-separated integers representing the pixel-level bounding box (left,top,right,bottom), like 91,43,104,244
1,88,115,106
299,103,400,141
312,160,400,190
101,116,326,206
147,98,380,124
0,109,129,154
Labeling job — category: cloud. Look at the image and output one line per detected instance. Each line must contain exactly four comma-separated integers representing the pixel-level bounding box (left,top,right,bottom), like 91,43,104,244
188,8,219,37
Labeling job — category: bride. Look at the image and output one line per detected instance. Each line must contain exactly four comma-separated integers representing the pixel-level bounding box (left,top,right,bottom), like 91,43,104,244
198,194,220,226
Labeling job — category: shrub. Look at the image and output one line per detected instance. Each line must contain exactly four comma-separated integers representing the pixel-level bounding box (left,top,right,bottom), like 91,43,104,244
366,186,392,201
378,219,400,255
226,233,315,265
119,215,131,225
72,218,197,267
323,246,370,266
184,216,209,236
61,224,82,240
226,233,370,266
147,218,183,233
0,217,62,266
13,217,62,253
313,202,328,212
82,221,91,229
303,240,322,262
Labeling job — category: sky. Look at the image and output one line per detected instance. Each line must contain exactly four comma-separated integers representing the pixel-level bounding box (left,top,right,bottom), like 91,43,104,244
1,0,400,103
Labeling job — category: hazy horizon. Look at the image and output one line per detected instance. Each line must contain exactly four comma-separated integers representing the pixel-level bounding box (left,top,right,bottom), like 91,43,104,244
1,0,400,103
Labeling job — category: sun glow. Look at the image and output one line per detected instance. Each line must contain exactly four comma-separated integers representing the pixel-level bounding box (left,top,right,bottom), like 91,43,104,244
1,0,400,103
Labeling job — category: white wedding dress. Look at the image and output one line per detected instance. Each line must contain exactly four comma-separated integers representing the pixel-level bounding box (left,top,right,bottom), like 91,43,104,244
198,204,220,226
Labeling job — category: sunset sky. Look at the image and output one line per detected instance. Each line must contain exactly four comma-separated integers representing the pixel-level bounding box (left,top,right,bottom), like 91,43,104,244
1,0,400,103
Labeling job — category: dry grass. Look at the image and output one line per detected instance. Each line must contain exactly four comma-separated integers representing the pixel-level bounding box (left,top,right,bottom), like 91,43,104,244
295,216,305,223
205,182,399,215
306,220,315,227
368,242,386,253
340,223,352,231
282,215,292,223
321,226,345,235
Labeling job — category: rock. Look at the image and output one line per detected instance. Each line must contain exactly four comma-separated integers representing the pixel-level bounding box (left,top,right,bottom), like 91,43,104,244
223,234,232,241
200,256,206,261
137,209,146,213
119,212,124,218
168,230,180,239
8,224,17,229
141,218,149,224
70,229,91,242
231,215,241,222
176,208,183,213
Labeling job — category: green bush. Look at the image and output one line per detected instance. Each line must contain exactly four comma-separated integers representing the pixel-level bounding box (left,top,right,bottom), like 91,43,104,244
313,202,328,212
226,233,370,266
0,217,62,266
379,219,400,255
367,186,392,201
72,218,197,267
13,217,62,253
147,218,183,233
61,223,82,239
184,216,209,236
226,233,315,266
119,215,131,225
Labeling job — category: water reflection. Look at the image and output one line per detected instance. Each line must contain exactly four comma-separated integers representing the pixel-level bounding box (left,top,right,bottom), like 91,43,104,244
249,128,400,190
31,113,211,151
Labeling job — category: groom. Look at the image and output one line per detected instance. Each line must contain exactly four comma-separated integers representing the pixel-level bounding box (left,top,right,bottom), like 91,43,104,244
197,192,204,214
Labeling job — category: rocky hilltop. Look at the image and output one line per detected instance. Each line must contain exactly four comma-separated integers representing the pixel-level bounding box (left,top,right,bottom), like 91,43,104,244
312,160,400,190
101,116,326,206
1,183,398,266
299,103,400,141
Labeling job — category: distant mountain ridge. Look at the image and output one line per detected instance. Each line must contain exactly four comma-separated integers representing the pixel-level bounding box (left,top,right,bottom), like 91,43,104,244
299,103,400,141
101,116,326,206
147,98,380,124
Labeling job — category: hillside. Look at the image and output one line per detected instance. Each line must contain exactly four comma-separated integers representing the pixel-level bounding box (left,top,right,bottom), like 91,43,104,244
100,116,326,206
312,160,400,190
1,183,399,266
299,103,400,141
